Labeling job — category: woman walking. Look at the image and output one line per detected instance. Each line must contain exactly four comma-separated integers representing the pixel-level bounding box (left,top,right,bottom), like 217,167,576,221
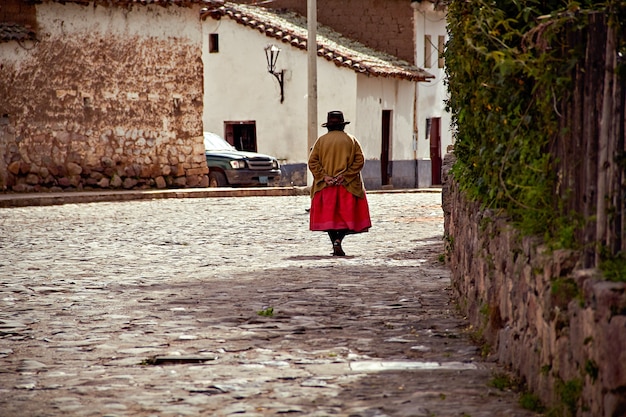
308,111,372,256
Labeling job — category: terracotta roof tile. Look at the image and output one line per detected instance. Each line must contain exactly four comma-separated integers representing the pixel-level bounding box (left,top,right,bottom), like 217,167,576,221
414,0,449,11
0,23,37,43
200,2,434,82
44,0,210,6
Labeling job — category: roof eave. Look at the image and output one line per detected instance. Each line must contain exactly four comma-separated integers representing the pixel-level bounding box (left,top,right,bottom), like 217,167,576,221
200,3,433,83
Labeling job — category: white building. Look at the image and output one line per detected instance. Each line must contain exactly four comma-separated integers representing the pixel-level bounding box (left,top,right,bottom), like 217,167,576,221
200,3,435,189
412,0,452,186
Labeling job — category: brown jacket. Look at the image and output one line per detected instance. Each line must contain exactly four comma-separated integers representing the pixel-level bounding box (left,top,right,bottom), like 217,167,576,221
308,130,365,199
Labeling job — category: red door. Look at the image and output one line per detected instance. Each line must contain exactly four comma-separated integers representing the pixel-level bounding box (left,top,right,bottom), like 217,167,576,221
381,110,392,186
430,118,442,185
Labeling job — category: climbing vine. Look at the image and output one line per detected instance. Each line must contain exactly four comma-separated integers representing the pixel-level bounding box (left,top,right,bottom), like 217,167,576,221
444,1,625,245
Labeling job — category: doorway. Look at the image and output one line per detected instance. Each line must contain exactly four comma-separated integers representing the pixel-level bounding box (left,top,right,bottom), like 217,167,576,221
381,110,392,186
428,117,442,185
224,121,257,152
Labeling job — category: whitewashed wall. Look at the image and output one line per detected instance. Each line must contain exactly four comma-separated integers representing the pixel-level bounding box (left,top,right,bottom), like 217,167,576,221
356,76,418,188
201,17,423,188
355,76,416,161
202,17,357,165
412,3,453,159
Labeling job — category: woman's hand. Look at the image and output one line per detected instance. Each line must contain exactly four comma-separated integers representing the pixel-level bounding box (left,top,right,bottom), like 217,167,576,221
323,175,344,185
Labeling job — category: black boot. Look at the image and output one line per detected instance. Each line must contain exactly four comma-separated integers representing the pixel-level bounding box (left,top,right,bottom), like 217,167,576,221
332,239,345,256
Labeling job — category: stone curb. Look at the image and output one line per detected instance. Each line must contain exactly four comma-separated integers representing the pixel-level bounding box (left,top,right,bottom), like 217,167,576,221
0,187,441,208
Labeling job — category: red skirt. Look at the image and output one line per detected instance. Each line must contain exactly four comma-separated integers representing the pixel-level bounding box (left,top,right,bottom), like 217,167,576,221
309,185,372,232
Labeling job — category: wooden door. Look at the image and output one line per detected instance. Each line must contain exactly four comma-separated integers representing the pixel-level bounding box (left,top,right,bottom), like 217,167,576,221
381,110,392,186
429,117,442,185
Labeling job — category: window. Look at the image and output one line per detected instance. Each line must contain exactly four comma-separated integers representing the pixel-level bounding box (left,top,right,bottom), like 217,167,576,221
224,121,257,152
438,35,445,68
209,33,219,53
424,34,432,68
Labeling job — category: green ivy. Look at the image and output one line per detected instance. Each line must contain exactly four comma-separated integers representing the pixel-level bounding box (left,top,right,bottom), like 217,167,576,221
444,1,623,243
598,251,626,282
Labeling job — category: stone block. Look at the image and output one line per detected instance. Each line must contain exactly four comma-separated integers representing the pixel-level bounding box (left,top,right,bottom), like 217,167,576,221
68,175,81,187
25,173,39,185
146,165,160,177
140,166,152,178
101,157,114,168
56,131,71,144
110,175,122,188
124,165,138,177
19,161,30,174
192,154,207,164
186,175,200,187
67,162,82,176
186,167,209,176
591,281,626,322
8,161,20,175
48,165,60,176
97,177,110,188
552,249,580,277
122,178,138,189
155,176,166,189
598,315,626,389
604,390,626,417
57,177,71,187
193,141,205,154
12,183,30,192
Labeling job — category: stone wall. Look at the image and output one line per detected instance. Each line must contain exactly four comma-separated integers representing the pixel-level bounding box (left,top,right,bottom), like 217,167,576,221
232,0,415,64
442,153,626,417
0,3,208,192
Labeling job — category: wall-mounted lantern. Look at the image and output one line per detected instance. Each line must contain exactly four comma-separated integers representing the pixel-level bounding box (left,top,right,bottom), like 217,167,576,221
264,44,285,103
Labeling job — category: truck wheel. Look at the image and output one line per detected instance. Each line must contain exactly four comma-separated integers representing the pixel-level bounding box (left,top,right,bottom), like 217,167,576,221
209,171,227,187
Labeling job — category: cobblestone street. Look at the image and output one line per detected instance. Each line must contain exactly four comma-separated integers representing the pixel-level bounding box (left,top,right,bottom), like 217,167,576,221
0,191,537,417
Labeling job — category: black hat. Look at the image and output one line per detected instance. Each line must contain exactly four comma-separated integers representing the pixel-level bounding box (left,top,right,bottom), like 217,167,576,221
322,111,350,127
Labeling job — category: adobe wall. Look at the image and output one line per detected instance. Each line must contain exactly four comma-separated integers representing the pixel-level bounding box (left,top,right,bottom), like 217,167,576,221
232,0,415,64
0,3,208,192
441,153,626,416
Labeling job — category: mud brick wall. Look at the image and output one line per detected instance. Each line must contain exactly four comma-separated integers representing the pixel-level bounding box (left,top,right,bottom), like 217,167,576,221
442,153,626,417
0,3,208,192
232,0,415,64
